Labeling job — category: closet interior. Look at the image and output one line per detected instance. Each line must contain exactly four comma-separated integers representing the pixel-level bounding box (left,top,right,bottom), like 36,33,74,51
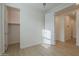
6,6,20,49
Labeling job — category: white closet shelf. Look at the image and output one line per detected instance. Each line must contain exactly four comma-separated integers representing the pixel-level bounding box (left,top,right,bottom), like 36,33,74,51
8,22,20,25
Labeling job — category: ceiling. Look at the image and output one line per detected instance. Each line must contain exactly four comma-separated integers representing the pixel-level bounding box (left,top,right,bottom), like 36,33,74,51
25,3,62,12
6,3,71,13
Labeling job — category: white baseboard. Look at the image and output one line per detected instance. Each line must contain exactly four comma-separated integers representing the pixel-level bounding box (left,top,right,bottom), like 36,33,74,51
20,42,41,49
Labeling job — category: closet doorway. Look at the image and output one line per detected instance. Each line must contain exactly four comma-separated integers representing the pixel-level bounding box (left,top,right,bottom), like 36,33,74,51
5,6,20,53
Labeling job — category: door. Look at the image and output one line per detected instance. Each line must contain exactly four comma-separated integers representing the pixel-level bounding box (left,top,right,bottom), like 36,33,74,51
0,4,7,54
2,5,8,51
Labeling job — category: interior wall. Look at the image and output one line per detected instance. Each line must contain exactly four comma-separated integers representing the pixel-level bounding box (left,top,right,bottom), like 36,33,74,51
60,16,65,42
76,10,79,46
8,24,20,44
55,16,61,41
55,15,65,43
20,4,44,48
7,6,20,24
7,6,20,45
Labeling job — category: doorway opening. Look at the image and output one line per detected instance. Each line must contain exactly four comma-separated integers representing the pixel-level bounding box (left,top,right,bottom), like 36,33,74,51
5,6,20,54
55,5,77,48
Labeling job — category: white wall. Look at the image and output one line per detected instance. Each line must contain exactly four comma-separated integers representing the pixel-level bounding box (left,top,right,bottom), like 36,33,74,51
8,24,20,44
76,10,79,46
7,6,20,24
60,16,64,42
55,16,64,42
20,5,44,48
44,12,55,45
55,16,61,41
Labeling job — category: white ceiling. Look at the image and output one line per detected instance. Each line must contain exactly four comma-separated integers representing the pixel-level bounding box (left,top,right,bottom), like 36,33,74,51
25,3,61,12
6,3,73,13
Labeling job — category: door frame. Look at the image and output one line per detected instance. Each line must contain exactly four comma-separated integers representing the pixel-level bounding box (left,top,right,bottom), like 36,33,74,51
0,4,6,54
